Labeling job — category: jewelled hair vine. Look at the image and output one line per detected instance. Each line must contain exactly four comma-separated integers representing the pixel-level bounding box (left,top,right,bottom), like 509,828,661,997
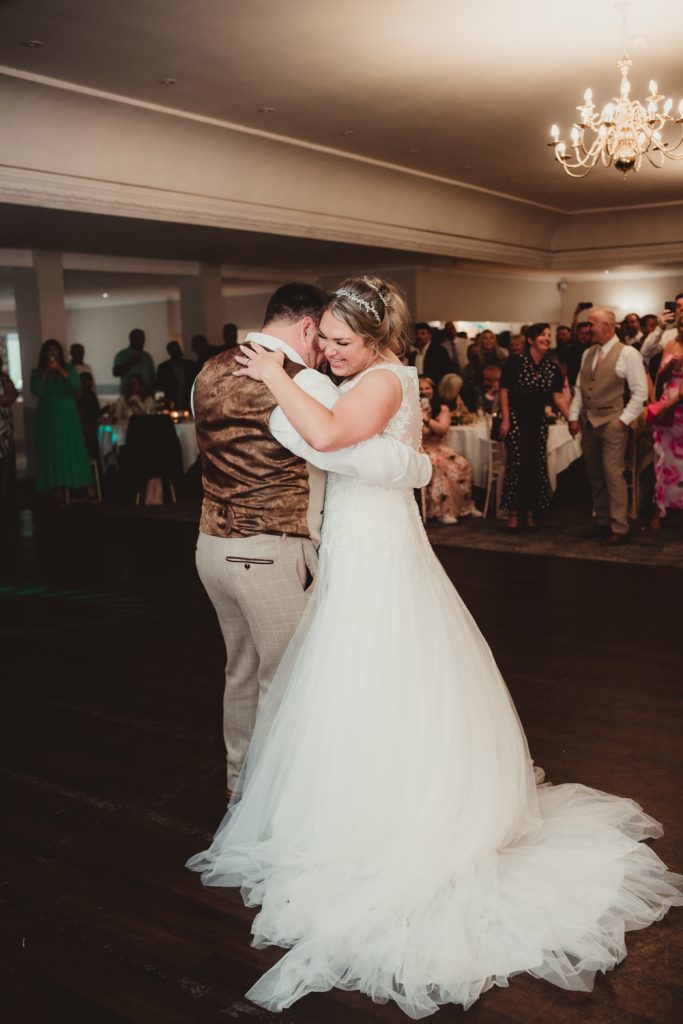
363,276,392,306
334,287,382,323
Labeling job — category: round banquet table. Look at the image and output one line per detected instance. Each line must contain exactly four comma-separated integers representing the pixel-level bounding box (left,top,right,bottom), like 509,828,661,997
97,416,198,474
446,419,582,490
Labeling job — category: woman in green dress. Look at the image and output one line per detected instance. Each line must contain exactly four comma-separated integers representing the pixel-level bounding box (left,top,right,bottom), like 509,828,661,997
30,339,92,498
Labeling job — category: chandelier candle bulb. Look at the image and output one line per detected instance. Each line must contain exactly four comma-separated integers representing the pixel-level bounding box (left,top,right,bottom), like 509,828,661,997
548,50,683,175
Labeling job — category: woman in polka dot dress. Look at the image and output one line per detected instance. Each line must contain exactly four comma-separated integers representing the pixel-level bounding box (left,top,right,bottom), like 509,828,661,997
499,324,570,530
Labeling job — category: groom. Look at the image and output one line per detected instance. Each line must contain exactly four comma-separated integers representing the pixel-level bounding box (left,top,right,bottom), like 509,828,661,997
193,282,431,794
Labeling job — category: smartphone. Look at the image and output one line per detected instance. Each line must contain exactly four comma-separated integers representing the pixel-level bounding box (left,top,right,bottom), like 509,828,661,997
578,301,593,311
664,301,676,313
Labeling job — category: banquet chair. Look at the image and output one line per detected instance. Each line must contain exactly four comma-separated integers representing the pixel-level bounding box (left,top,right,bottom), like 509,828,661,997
483,419,505,518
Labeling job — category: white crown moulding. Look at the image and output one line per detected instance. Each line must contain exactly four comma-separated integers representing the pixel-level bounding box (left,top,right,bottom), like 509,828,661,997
0,165,552,269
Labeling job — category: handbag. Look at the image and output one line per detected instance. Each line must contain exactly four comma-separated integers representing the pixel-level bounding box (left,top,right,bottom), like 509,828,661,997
645,396,674,427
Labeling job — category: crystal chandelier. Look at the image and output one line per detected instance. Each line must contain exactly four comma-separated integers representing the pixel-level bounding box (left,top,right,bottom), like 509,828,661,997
548,5,683,177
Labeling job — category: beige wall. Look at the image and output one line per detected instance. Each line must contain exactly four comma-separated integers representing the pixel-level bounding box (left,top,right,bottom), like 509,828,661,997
66,301,175,389
4,72,681,271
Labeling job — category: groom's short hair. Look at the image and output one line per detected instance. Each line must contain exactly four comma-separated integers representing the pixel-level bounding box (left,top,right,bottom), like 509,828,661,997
263,283,329,327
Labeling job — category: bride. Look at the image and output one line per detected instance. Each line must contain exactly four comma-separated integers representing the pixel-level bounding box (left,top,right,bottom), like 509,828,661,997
187,275,682,1018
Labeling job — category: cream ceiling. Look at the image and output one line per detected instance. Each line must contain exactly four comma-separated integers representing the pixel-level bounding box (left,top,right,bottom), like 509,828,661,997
0,0,682,296
1,0,682,211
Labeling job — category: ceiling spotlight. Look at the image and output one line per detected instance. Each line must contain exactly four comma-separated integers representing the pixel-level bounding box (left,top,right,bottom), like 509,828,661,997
22,39,43,48
159,78,177,85
101,292,109,298
258,106,275,114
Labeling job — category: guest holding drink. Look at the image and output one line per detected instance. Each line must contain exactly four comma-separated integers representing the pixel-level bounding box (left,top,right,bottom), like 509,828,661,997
499,323,570,530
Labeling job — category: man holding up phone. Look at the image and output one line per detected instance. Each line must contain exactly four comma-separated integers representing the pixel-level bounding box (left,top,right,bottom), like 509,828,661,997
641,293,683,366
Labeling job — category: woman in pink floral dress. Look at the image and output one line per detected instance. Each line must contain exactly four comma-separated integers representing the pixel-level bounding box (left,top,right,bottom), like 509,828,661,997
651,330,683,528
419,376,478,524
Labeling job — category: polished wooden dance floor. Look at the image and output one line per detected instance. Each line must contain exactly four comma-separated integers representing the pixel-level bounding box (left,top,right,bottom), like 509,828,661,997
2,506,682,1024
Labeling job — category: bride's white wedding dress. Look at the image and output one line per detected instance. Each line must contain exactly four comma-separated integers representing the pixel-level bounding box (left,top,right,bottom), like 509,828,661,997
188,364,682,1018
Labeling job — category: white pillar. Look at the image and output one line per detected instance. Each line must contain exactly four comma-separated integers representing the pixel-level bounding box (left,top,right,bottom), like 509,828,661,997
179,263,223,347
12,251,67,408
12,252,66,475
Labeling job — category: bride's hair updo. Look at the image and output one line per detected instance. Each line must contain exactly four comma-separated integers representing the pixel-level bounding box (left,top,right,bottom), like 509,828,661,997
325,275,411,357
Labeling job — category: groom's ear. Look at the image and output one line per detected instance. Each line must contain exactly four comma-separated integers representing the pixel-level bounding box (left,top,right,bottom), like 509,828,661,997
300,315,317,343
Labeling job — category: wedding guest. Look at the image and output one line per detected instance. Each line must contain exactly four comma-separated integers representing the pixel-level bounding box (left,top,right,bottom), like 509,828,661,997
30,339,92,501
441,321,461,371
569,307,648,545
499,323,570,530
191,333,221,370
621,313,643,349
641,294,683,374
466,329,508,388
221,323,239,351
642,314,659,338
155,341,196,410
482,364,502,415
438,373,472,422
508,333,527,357
419,376,478,524
650,319,683,529
407,323,453,386
565,321,592,386
112,328,155,395
555,324,572,348
113,373,155,421
70,343,94,379
0,355,18,500
77,372,101,462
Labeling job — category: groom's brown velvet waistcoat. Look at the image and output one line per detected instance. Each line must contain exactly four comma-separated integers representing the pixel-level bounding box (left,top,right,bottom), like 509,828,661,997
194,348,312,538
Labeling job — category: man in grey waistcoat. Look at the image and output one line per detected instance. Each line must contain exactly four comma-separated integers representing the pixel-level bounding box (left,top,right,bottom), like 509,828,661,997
568,306,647,545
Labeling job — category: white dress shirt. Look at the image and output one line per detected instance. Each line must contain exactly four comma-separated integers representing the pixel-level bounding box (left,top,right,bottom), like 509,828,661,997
640,326,677,363
568,336,648,426
242,332,431,489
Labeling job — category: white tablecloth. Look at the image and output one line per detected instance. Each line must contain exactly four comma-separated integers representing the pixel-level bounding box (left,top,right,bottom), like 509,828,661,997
97,418,199,474
447,420,582,490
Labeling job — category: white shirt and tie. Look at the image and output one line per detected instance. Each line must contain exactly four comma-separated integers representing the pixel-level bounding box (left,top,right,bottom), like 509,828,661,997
568,336,648,426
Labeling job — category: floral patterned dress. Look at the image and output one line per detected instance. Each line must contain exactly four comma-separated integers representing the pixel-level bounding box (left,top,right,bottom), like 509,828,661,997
423,420,476,520
653,355,683,515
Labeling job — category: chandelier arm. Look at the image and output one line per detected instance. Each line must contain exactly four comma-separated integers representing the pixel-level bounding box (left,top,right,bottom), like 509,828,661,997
548,8,682,179
644,149,664,168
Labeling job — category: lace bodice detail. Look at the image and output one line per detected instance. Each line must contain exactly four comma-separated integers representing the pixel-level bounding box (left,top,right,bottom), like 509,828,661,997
338,363,422,448
321,363,429,566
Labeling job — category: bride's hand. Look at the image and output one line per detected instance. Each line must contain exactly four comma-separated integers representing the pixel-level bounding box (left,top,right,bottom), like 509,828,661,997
233,343,285,382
